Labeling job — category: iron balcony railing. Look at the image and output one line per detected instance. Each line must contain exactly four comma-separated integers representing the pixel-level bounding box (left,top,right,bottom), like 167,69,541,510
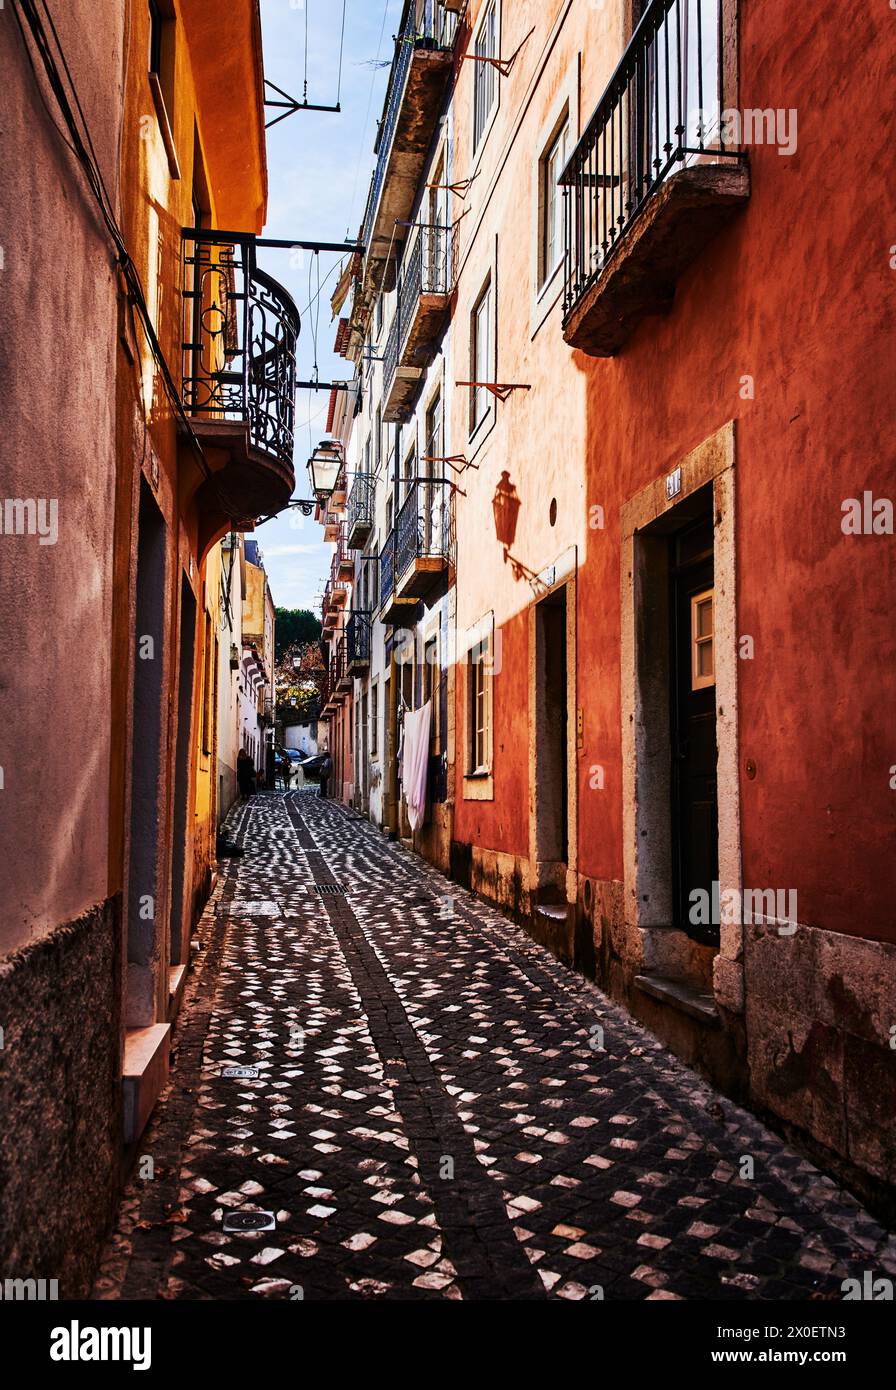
332,638,348,690
380,529,396,607
361,3,458,253
332,523,352,577
347,474,375,548
383,308,402,401
322,583,336,628
182,229,300,468
560,0,744,319
346,611,372,668
383,224,451,392
395,477,451,581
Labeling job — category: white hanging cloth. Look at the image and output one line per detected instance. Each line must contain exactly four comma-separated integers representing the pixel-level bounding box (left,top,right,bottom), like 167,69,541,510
401,702,432,832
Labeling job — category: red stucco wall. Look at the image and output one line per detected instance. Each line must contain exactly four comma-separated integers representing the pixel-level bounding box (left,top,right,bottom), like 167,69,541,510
451,0,895,945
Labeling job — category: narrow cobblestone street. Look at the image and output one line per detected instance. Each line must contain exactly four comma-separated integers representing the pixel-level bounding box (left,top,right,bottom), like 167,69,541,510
93,792,896,1302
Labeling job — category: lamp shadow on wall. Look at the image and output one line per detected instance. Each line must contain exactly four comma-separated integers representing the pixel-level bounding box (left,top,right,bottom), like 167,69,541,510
492,469,550,593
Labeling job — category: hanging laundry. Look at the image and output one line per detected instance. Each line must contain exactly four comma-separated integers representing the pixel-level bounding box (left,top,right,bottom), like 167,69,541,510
401,702,432,832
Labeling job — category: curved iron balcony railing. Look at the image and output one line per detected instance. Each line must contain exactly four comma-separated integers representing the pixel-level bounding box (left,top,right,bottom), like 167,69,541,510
182,229,300,470
560,0,744,321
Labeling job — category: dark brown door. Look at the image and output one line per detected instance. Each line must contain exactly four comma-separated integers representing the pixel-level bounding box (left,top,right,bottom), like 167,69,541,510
670,514,718,944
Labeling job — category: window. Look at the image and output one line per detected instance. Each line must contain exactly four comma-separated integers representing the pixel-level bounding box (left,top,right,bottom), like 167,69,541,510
473,1,498,151
425,390,443,466
424,635,440,754
401,442,416,508
376,293,384,337
541,119,569,285
469,635,492,773
148,0,175,113
691,588,715,689
375,407,382,473
148,0,177,173
371,681,379,757
471,279,492,433
424,392,445,553
148,0,164,76
401,657,414,713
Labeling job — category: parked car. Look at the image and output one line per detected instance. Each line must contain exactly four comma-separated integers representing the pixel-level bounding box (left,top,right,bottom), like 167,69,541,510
297,753,328,782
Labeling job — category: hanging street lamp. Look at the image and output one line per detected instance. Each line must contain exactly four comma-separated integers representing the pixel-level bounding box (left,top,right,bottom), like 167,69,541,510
307,439,344,503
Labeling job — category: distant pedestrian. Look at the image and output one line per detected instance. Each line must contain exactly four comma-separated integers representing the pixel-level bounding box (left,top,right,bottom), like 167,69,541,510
237,748,256,801
319,752,333,800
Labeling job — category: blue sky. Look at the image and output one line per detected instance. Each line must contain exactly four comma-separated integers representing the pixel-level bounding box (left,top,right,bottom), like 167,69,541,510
254,0,403,613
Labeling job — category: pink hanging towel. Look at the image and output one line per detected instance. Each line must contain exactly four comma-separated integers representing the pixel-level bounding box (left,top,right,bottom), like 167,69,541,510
402,702,432,832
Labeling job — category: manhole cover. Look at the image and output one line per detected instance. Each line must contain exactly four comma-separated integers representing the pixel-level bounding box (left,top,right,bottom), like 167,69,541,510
314,883,345,895
221,1065,259,1079
223,1211,276,1233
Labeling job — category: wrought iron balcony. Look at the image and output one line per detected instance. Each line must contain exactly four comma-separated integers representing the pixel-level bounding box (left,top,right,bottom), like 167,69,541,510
182,229,300,518
346,611,372,674
333,525,354,582
322,584,338,634
333,639,351,695
383,224,452,423
395,478,452,603
560,0,749,356
346,474,375,550
320,670,333,715
329,548,349,603
379,528,419,626
361,3,458,288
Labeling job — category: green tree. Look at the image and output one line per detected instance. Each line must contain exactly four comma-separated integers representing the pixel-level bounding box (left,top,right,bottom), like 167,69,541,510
275,608,321,660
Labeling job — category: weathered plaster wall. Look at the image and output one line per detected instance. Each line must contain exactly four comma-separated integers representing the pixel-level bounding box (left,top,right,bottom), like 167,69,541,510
0,900,121,1297
573,0,896,942
0,0,125,954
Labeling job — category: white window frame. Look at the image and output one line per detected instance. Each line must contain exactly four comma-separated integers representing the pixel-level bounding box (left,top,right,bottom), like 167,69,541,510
472,0,500,156
470,276,493,438
463,611,495,800
540,116,570,289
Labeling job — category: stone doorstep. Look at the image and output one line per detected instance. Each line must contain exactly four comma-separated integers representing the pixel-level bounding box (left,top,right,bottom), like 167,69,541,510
168,964,188,1021
122,1023,171,1144
634,973,720,1027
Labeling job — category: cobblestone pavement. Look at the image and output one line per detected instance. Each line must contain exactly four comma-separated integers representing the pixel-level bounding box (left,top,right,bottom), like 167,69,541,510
94,792,896,1301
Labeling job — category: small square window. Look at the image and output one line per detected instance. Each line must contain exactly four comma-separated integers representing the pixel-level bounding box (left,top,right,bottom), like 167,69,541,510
691,588,715,689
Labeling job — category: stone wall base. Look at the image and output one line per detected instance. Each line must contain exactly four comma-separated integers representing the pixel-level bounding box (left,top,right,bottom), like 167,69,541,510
0,899,121,1297
744,922,896,1202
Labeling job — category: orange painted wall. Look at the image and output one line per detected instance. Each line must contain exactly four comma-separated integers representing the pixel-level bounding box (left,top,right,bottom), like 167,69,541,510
450,0,896,944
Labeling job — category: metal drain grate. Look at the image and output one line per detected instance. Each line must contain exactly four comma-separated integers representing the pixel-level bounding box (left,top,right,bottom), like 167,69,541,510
314,882,345,896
